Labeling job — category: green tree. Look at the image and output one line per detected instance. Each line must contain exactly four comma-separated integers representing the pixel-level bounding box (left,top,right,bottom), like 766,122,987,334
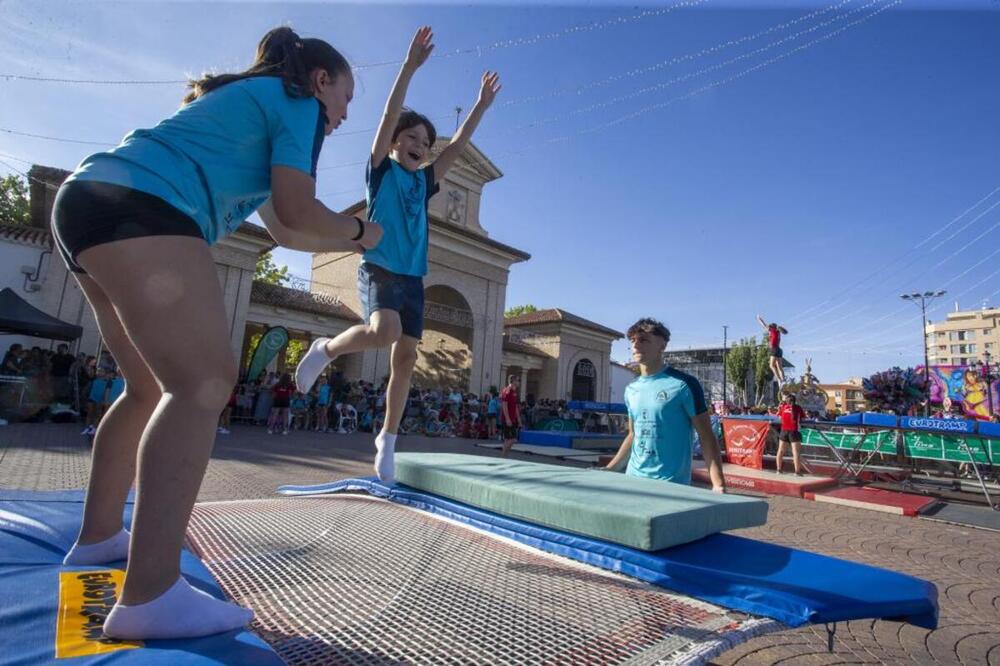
505,304,537,318
0,175,31,226
724,338,753,406
284,339,307,370
255,251,291,285
752,341,775,405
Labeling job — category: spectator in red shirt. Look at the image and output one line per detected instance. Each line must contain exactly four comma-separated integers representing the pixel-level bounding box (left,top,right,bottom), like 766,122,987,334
756,314,788,384
268,373,294,435
500,374,523,456
777,394,805,475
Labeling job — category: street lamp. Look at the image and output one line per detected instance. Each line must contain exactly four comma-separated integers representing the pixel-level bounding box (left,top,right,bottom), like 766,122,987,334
901,290,947,416
722,325,728,412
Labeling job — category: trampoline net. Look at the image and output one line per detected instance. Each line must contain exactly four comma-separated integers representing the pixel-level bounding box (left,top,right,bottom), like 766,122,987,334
186,495,783,665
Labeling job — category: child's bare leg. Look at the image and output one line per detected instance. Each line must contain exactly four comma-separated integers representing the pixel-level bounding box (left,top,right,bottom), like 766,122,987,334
295,311,401,391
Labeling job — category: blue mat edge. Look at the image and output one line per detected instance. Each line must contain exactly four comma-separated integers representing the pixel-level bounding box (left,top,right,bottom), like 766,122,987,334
0,492,282,664
278,477,938,630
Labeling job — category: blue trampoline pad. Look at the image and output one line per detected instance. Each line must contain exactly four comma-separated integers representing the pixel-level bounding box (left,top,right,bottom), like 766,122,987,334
0,490,281,665
279,478,938,630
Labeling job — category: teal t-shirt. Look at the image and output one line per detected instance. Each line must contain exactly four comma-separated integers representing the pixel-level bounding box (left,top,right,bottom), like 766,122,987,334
107,377,126,403
363,157,440,277
624,367,707,484
67,77,326,245
87,378,108,403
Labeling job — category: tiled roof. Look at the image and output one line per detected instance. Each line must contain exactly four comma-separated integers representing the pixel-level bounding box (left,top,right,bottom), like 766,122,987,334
251,280,362,322
237,222,274,242
503,308,622,338
0,222,51,248
502,336,549,358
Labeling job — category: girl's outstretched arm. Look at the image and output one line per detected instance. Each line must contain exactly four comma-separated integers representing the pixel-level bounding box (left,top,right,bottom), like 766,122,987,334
372,26,434,168
756,314,768,331
264,167,382,252
433,71,501,182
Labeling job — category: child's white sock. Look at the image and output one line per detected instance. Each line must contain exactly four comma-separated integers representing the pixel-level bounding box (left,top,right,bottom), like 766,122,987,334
103,576,253,640
63,528,130,566
374,431,397,484
295,337,335,392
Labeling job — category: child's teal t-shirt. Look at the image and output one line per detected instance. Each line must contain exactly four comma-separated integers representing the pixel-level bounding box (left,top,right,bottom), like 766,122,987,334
87,378,108,403
106,377,126,403
363,157,440,277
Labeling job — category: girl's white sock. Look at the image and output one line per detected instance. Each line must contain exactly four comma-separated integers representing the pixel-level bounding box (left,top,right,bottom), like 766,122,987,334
63,528,130,566
103,576,253,640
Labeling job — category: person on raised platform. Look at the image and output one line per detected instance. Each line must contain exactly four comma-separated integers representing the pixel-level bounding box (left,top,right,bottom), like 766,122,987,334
776,393,805,475
604,318,726,492
756,314,788,384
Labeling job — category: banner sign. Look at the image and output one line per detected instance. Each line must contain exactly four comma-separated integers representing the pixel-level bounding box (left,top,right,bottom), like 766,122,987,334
721,418,770,470
245,326,289,383
899,416,976,434
801,429,896,455
902,432,998,464
802,428,999,463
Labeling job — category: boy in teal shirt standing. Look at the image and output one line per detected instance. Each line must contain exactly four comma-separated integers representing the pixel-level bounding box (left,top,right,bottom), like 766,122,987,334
605,318,726,492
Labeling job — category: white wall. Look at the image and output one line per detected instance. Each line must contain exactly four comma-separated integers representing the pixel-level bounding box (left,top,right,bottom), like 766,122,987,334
610,363,636,404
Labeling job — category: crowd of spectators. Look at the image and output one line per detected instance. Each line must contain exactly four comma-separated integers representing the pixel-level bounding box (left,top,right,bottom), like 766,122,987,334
217,371,626,438
1,342,621,438
1,343,125,428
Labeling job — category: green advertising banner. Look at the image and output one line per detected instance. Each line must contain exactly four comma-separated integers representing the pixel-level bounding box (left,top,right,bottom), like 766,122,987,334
802,428,1000,464
902,431,999,464
801,429,896,455
245,326,289,383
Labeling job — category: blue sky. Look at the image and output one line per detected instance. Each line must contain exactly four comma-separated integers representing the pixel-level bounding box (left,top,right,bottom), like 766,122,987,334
2,0,998,382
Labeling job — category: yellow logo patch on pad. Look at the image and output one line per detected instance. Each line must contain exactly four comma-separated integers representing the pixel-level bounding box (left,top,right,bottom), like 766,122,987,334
55,570,142,658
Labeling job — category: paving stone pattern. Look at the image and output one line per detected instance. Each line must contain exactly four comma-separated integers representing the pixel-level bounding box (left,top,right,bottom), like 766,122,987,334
2,423,997,665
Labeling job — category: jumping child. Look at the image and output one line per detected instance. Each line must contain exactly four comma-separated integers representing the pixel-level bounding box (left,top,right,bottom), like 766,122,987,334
295,26,501,483
756,314,789,384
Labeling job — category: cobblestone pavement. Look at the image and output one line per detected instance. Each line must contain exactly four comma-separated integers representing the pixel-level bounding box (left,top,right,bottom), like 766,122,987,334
2,423,997,665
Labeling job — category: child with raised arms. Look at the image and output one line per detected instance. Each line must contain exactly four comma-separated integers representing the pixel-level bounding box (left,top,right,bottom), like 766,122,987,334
296,26,502,483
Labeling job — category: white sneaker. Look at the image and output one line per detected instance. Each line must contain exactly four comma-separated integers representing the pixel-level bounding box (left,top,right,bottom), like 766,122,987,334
282,430,288,436
218,428,230,435
80,427,90,436
338,428,347,434
267,429,273,435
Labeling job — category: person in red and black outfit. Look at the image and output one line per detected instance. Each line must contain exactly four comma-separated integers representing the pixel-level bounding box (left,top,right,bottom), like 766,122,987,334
500,374,523,457
776,394,805,475
757,314,788,384
268,373,295,435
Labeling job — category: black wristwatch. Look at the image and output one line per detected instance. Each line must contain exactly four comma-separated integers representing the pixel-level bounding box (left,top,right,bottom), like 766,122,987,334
352,216,365,241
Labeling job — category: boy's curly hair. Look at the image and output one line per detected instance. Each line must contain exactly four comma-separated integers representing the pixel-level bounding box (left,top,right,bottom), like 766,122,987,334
626,318,671,344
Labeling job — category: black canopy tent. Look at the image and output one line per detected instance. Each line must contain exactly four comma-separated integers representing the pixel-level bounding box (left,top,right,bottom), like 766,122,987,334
0,288,82,341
